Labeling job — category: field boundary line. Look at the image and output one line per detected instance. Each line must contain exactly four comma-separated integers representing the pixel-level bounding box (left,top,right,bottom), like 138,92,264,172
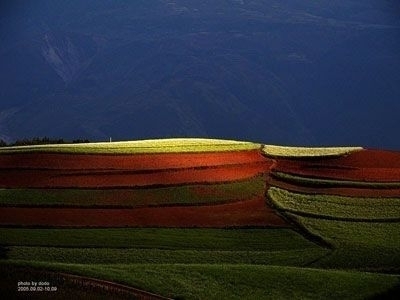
264,185,334,249
272,172,400,188
268,208,400,223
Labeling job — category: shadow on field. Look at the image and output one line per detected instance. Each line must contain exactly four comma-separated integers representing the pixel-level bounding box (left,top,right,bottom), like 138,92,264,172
0,246,9,259
371,282,400,300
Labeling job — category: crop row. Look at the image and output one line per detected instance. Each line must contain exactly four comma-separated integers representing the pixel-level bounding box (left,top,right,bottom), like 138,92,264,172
267,184,400,271
0,228,311,250
0,176,265,208
272,172,400,188
268,187,400,220
0,196,286,227
0,150,268,171
0,138,260,154
268,176,400,197
288,213,400,271
273,162,400,183
4,246,327,266
263,145,362,157
0,163,268,188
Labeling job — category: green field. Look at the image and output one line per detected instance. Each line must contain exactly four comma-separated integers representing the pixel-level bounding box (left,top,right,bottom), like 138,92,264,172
268,187,400,220
3,260,399,300
0,228,325,267
4,247,327,266
0,228,316,250
290,215,400,271
268,187,400,271
1,225,399,298
0,138,260,154
0,227,338,299
0,176,265,207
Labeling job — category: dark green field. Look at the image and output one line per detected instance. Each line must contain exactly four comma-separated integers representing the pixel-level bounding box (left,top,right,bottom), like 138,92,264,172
269,187,400,220
0,176,265,208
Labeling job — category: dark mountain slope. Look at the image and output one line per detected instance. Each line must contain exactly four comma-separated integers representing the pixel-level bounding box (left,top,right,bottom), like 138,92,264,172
0,0,399,148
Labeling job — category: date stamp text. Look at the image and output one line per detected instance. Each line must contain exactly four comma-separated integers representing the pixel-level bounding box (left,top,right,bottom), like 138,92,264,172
17,281,58,292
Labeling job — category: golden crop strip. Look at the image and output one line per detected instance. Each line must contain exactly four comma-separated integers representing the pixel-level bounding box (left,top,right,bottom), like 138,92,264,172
0,138,260,154
262,145,363,157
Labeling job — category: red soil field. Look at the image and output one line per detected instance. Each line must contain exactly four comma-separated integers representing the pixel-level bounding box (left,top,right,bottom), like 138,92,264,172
327,149,400,168
1,147,399,229
273,149,400,182
0,196,288,228
0,150,271,170
268,176,400,198
0,162,269,188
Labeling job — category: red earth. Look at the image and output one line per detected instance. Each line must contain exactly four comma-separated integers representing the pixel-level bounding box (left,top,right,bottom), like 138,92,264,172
0,196,287,227
272,149,400,182
0,162,269,188
1,148,399,227
268,175,400,197
0,150,271,170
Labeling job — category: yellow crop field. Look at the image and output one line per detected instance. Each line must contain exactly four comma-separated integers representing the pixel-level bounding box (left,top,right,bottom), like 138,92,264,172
262,145,362,157
0,138,260,154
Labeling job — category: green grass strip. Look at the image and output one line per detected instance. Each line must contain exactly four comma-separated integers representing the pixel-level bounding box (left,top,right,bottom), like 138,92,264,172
0,176,265,207
263,145,362,157
292,216,400,251
0,138,260,154
287,213,400,271
268,187,400,221
273,171,400,188
0,228,318,251
3,260,399,300
3,246,327,267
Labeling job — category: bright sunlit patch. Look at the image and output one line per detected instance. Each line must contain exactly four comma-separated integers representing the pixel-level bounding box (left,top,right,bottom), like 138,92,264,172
0,138,260,154
263,145,362,157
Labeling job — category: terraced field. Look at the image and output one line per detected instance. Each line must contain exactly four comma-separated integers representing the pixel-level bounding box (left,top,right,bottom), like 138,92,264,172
266,146,400,275
1,139,399,299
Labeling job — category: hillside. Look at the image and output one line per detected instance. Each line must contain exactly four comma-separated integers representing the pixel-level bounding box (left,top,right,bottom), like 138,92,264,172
0,138,399,299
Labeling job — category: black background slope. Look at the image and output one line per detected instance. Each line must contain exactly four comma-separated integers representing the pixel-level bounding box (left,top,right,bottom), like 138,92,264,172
0,0,399,148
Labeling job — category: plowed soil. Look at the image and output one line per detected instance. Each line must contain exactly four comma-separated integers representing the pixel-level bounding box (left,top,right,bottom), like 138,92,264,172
268,176,400,198
1,147,399,228
273,149,400,182
0,150,271,170
0,196,287,227
0,162,269,188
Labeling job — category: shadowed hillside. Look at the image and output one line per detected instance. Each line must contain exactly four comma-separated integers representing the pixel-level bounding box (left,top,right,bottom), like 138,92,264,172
0,0,399,148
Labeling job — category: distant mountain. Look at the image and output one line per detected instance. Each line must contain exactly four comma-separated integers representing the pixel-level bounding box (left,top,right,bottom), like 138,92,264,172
1,0,399,148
